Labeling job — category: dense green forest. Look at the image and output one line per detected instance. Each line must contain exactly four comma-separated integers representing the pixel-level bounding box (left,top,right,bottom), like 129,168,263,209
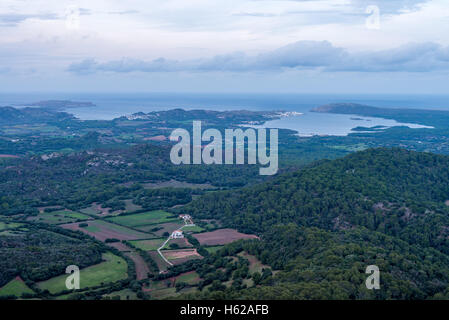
183,148,449,241
176,148,449,299
178,225,449,299
0,144,265,216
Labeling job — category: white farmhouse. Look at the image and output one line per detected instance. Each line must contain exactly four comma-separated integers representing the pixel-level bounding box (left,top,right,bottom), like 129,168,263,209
179,214,193,224
171,230,184,239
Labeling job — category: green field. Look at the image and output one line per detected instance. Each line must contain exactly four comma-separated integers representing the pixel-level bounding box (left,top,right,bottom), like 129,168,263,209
205,246,223,254
238,252,269,273
103,289,138,300
129,238,166,251
82,224,100,232
150,286,197,298
176,272,201,285
37,252,128,294
0,221,23,231
163,237,193,250
57,288,139,300
136,221,183,236
0,278,34,297
0,230,24,236
182,225,205,233
78,220,149,239
3,124,60,135
107,210,178,227
80,206,101,215
163,250,202,262
124,199,142,213
34,210,90,225
330,143,368,152
150,287,177,299
150,278,173,290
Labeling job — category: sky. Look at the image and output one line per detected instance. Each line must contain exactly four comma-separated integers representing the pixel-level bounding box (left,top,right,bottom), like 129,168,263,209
0,0,448,93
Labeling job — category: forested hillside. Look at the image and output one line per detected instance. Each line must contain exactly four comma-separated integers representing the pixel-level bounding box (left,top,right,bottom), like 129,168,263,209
0,107,75,125
177,148,449,299
184,148,449,243
0,144,264,216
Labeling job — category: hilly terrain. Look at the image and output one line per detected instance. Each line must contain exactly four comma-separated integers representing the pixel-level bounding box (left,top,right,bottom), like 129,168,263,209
0,107,75,125
177,148,449,299
3,103,449,300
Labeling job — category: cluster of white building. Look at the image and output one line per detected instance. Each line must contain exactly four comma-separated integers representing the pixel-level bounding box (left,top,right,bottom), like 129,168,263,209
169,214,195,238
179,214,192,222
171,229,184,239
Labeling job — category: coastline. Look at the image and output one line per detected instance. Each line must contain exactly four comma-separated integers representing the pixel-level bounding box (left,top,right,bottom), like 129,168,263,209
242,111,432,137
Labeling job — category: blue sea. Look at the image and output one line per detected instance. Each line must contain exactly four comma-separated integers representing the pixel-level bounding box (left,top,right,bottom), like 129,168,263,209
1,92,448,136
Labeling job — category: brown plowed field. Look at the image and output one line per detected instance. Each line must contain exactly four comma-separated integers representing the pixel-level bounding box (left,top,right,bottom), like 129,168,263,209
60,220,148,241
161,249,202,265
193,228,258,246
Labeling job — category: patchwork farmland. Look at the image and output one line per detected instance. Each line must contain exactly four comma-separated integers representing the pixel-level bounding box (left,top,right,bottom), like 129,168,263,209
1,199,261,300
106,210,178,228
29,210,91,225
0,277,34,297
130,238,167,251
136,221,184,236
60,220,149,241
164,237,193,249
176,271,201,285
161,249,202,265
37,252,128,294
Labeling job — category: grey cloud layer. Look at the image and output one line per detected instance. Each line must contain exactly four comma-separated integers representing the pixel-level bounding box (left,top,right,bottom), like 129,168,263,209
67,41,449,74
0,7,92,27
352,0,430,13
255,0,430,14
0,13,58,26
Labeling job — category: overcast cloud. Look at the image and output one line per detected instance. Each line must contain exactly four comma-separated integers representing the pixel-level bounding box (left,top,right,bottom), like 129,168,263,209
0,0,448,93
67,41,449,74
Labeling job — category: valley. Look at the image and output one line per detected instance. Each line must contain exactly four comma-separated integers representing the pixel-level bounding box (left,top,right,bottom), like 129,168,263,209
2,104,449,300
